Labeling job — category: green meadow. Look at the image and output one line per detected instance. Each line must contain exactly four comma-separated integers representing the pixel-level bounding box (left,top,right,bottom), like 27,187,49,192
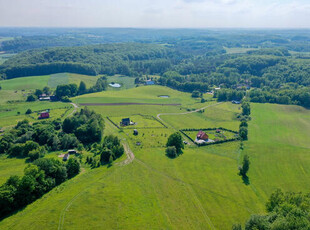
106,75,136,90
0,80,310,229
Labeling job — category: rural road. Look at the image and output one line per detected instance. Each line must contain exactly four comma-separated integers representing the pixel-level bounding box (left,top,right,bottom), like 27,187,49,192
66,102,79,117
116,142,135,166
156,102,222,121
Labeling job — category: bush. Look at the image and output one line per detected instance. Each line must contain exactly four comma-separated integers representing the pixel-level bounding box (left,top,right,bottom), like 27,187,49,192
28,149,41,161
239,127,248,140
61,96,71,102
166,132,184,155
166,146,177,158
191,90,201,98
25,109,32,114
239,154,250,177
66,158,80,178
26,95,36,102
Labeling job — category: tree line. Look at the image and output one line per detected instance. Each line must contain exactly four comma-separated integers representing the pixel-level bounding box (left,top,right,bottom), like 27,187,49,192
0,157,80,219
233,189,310,229
0,107,104,159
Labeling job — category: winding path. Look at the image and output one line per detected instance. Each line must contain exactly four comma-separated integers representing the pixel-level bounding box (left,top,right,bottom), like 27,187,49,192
156,102,222,121
116,142,135,166
66,102,79,117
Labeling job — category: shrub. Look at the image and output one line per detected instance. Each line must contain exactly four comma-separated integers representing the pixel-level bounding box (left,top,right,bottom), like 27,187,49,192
166,146,177,158
25,109,32,114
239,127,248,140
239,154,250,177
66,158,80,178
26,95,36,102
166,132,184,154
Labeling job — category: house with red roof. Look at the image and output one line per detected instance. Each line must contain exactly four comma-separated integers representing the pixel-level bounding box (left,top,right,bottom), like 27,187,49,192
197,130,209,141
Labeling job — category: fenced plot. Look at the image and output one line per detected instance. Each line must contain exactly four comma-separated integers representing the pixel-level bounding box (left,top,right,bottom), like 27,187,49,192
180,128,239,146
108,114,167,129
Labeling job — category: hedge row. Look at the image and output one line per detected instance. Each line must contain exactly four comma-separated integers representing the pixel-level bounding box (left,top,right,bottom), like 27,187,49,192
180,127,238,134
106,116,120,129
179,128,239,146
179,129,195,144
197,137,239,146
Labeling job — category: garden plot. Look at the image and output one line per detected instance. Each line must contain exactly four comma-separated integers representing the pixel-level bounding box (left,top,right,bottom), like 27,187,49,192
109,114,166,129
182,128,238,145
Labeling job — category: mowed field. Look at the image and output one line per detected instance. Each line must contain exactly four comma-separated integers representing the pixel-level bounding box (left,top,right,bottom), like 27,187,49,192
1,83,310,229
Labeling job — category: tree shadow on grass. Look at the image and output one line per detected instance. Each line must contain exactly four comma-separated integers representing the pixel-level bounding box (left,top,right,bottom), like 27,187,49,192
242,175,250,185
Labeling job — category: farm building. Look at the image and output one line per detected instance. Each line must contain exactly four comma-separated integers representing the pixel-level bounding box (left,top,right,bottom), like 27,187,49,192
121,118,130,126
146,80,155,85
68,149,77,154
63,153,69,161
133,129,138,135
197,130,209,141
39,96,51,101
38,111,50,119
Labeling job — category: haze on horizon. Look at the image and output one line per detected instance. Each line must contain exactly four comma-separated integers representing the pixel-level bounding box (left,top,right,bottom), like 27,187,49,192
0,0,309,28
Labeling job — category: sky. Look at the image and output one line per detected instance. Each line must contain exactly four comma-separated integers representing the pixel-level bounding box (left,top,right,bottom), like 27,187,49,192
0,0,309,28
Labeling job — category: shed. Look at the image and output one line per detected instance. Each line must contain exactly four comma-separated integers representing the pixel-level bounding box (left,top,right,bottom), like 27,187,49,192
68,149,77,154
146,80,155,85
63,153,69,161
38,111,50,119
133,129,138,136
121,118,130,126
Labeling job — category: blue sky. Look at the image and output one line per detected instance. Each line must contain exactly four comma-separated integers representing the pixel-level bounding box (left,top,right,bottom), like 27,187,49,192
0,0,309,28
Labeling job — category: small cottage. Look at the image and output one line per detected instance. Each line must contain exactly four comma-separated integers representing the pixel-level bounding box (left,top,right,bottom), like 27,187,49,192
133,129,138,136
38,111,50,119
232,100,241,104
146,80,155,85
63,153,69,161
197,130,209,141
121,118,130,126
68,149,77,154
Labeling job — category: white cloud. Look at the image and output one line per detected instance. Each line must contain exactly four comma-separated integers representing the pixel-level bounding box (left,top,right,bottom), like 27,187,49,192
0,0,309,28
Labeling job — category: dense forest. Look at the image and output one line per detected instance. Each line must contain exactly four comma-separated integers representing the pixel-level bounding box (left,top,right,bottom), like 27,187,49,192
0,29,309,107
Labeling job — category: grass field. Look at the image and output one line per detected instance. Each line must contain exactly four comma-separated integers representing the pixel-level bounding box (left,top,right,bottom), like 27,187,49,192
224,47,259,54
1,84,310,229
0,101,73,128
0,75,50,90
161,102,241,130
107,75,136,90
0,155,26,185
0,53,15,65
